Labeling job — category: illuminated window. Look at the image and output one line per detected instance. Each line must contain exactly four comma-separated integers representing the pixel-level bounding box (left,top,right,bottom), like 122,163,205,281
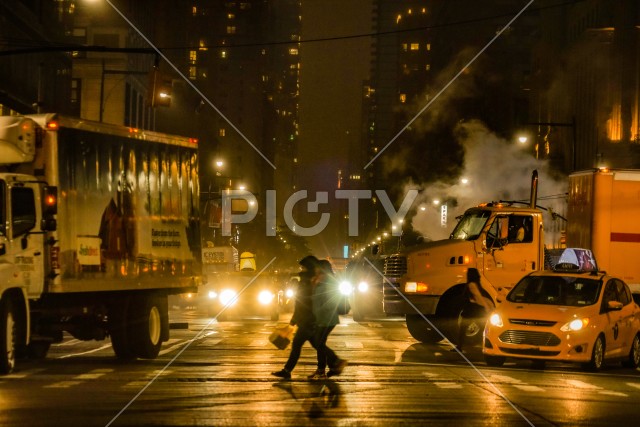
401,43,408,51
396,14,402,24
410,43,419,50
227,13,235,19
399,94,407,103
220,50,227,59
408,8,412,14
219,128,226,137
189,66,196,80
426,43,431,51
227,26,236,34
192,6,197,16
199,39,208,51
289,48,299,55
189,50,197,64
422,8,426,13
425,64,430,71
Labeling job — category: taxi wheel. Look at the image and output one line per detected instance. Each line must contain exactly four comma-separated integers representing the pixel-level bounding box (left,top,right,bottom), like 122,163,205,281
582,335,605,372
484,355,505,367
622,334,640,368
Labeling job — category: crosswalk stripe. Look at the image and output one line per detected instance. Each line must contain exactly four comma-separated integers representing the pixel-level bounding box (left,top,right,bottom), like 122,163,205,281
513,384,545,392
565,379,601,390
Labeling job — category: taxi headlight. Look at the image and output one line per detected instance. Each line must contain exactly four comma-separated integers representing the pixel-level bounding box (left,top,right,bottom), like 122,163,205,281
357,281,369,293
219,289,237,306
208,290,218,299
285,289,295,298
339,281,353,296
561,318,589,332
489,313,503,328
258,290,274,305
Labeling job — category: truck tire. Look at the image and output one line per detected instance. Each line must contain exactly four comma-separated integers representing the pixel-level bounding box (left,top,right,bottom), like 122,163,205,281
406,314,447,343
108,297,136,360
131,294,165,359
0,297,18,374
457,315,484,345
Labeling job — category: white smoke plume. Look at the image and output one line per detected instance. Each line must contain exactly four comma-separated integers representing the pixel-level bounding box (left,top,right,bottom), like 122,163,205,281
408,120,567,244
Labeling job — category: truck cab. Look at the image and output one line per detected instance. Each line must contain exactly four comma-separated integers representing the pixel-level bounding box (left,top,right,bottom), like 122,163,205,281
383,202,545,343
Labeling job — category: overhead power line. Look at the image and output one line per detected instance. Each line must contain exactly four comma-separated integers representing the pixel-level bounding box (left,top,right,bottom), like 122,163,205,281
0,0,586,56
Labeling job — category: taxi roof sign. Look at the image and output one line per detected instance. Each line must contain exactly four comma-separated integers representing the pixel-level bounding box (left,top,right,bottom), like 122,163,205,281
548,248,598,272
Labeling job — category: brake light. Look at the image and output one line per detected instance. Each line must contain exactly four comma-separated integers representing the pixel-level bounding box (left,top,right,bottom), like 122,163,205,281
46,121,59,130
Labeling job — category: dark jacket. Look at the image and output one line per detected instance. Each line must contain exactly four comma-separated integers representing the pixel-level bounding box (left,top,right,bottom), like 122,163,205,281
312,276,340,327
290,271,315,329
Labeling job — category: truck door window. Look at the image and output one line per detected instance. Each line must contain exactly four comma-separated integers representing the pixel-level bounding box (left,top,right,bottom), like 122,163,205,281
507,215,533,243
11,186,36,237
486,216,508,249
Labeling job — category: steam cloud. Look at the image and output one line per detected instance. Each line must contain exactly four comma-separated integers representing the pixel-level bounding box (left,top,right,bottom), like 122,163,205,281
407,120,567,244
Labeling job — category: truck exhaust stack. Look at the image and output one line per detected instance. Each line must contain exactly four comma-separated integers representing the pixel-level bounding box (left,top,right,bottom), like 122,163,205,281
530,170,538,209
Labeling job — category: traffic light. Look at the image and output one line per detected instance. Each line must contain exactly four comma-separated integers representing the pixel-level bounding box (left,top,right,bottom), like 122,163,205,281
149,68,172,107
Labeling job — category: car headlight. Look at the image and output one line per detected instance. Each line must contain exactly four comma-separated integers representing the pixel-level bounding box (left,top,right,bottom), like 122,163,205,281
339,281,353,296
219,289,237,306
208,290,218,299
560,317,589,332
285,289,295,298
489,313,503,328
258,290,275,305
357,281,369,293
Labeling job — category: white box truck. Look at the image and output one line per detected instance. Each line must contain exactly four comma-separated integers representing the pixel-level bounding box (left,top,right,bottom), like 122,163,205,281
0,114,202,374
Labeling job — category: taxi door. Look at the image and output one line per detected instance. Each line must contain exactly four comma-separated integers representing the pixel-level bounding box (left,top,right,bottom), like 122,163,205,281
600,280,626,357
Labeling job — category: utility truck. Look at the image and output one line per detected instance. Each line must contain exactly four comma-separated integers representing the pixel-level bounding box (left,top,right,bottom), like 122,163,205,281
383,169,640,343
0,114,202,374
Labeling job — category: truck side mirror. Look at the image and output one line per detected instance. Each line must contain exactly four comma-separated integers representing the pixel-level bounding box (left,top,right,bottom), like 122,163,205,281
41,186,57,231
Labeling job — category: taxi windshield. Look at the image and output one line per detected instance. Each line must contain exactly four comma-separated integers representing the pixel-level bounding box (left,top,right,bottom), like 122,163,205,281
507,275,601,306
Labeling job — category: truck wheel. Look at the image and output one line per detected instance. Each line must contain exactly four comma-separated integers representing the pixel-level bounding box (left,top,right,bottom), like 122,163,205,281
622,334,640,368
582,335,605,372
406,314,446,343
108,297,136,360
0,297,18,374
459,316,484,345
131,295,165,359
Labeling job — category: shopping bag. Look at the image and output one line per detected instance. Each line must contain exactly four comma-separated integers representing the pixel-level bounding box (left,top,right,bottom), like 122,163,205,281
269,324,296,350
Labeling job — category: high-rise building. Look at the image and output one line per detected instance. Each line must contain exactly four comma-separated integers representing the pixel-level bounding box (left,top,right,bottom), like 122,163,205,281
532,0,640,171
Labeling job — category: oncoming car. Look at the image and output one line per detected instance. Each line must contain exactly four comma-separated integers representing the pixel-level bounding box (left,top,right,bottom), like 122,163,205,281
203,273,282,321
483,249,640,371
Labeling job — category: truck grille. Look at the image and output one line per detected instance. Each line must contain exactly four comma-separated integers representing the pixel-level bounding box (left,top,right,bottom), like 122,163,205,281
383,254,407,278
509,319,557,327
499,330,561,346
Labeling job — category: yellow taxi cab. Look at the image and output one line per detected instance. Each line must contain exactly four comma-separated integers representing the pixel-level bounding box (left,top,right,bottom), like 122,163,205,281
483,248,640,371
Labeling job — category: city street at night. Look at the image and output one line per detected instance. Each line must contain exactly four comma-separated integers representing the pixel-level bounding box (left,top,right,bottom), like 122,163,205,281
1,306,639,427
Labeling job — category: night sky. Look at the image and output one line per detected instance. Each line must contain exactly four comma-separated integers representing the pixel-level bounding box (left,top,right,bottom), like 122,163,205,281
297,0,372,258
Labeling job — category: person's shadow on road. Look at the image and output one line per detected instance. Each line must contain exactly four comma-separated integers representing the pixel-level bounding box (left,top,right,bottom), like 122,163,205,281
273,378,343,419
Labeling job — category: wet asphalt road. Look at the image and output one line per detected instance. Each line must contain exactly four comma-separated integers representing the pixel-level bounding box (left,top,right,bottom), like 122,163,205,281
1,306,639,426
